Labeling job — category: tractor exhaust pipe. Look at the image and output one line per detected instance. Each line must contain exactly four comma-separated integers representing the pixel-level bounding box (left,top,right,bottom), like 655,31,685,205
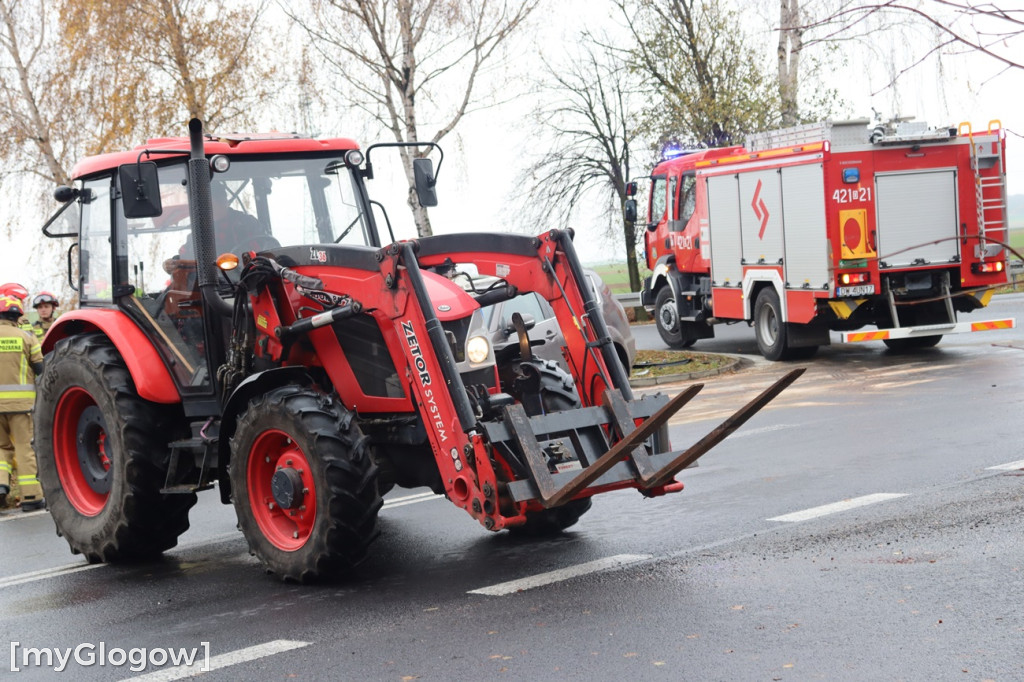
186,118,232,395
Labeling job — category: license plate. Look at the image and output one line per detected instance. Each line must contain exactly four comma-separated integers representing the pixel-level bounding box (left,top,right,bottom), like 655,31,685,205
837,285,875,297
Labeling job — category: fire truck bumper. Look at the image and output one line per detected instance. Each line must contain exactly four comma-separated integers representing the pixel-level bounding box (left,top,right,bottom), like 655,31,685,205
840,318,1015,343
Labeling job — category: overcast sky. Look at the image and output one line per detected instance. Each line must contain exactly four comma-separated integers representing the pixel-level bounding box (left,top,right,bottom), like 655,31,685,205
4,1,1022,295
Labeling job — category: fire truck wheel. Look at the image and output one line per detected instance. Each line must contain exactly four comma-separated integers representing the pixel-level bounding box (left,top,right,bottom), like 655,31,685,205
654,286,686,348
505,359,593,536
35,334,196,562
754,287,795,361
230,385,382,583
883,335,942,351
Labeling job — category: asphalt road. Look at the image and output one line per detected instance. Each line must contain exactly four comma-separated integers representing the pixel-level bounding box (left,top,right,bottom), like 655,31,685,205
2,296,1022,680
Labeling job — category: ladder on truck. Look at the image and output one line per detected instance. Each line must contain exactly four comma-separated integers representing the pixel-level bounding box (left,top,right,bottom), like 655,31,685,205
959,120,1007,260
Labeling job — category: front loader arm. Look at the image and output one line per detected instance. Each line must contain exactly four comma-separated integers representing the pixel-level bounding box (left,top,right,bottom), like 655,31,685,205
380,232,803,531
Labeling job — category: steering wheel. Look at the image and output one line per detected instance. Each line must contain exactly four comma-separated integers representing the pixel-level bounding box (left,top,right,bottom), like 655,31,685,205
230,234,281,255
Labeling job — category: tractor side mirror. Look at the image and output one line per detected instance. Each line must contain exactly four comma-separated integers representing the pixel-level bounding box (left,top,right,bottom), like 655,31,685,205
54,185,80,203
118,162,163,218
624,199,637,224
413,158,438,207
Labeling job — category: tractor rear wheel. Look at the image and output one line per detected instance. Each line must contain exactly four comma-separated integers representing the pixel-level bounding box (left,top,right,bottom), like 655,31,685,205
504,359,592,536
230,385,382,582
35,334,195,562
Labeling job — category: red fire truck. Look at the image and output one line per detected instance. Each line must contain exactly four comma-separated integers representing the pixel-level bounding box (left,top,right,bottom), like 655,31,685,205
638,118,1015,360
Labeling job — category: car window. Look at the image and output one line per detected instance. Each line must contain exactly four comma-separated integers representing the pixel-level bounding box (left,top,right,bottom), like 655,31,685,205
496,293,552,329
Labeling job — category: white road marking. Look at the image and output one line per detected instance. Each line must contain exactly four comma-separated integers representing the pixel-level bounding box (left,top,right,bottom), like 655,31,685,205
726,423,793,439
124,639,310,681
0,562,104,589
382,491,443,508
0,509,48,522
986,459,1024,471
767,493,908,523
468,553,652,596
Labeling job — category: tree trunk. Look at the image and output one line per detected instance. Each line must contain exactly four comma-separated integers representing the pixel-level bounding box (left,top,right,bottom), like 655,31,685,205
778,0,802,127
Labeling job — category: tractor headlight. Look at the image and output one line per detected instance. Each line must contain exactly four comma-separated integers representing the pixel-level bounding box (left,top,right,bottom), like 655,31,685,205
466,335,490,364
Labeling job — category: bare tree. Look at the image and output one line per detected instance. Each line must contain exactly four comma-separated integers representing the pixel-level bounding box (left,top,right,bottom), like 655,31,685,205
519,37,646,292
292,0,539,237
615,0,781,150
799,1,1023,98
0,0,78,185
60,0,277,143
0,0,278,301
778,0,804,126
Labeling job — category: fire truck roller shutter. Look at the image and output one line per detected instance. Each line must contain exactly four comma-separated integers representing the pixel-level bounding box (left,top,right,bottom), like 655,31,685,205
875,170,959,268
738,170,784,268
706,174,743,287
780,164,830,291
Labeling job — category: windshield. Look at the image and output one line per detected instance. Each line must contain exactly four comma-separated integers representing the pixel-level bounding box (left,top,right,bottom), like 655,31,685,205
210,155,371,248
122,154,373,272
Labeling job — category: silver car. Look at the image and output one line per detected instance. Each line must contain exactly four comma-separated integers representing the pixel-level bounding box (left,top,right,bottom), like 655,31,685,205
478,270,637,375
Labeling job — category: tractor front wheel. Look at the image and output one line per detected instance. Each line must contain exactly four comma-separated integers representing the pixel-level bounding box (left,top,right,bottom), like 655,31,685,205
230,385,382,582
35,334,195,562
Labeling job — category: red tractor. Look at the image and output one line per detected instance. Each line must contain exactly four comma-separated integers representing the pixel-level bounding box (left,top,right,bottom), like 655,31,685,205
36,119,799,581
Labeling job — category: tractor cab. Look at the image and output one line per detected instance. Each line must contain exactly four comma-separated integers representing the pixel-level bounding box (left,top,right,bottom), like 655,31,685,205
42,133,412,412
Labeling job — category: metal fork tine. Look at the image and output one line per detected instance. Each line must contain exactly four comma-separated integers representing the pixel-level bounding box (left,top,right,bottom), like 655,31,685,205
542,383,704,508
641,368,806,489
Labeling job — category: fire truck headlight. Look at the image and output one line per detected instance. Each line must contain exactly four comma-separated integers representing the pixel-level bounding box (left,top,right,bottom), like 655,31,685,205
466,335,490,364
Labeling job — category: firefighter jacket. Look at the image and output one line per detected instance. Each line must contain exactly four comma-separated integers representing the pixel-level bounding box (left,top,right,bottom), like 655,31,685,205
0,319,43,412
32,318,53,337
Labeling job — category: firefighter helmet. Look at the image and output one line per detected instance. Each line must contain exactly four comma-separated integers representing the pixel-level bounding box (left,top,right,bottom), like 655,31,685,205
0,295,24,317
32,291,59,308
0,283,29,302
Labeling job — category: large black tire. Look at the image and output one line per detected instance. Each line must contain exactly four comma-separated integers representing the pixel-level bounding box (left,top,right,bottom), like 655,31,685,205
35,334,196,562
654,286,685,348
230,385,382,582
883,335,943,351
503,359,592,536
753,287,816,361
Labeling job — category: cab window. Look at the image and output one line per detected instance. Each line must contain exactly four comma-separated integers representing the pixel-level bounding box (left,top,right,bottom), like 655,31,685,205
679,174,697,223
649,175,667,225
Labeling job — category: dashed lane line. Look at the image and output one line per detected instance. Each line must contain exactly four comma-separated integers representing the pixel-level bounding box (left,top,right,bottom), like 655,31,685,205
383,491,443,508
468,554,652,596
0,562,104,589
123,639,311,681
986,459,1024,471
767,493,908,523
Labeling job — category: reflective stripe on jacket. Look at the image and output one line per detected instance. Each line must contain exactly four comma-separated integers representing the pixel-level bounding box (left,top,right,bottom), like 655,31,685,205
0,320,42,412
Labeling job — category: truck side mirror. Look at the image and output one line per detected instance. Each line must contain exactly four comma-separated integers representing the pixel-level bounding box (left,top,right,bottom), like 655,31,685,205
413,158,438,207
624,198,637,223
118,162,163,218
625,181,638,197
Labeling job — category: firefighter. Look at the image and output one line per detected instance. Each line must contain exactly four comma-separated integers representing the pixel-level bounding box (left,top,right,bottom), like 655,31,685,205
31,292,59,338
0,283,33,334
0,294,45,511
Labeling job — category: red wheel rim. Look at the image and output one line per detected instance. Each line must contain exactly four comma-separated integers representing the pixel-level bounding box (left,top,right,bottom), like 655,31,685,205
247,429,317,551
53,387,111,516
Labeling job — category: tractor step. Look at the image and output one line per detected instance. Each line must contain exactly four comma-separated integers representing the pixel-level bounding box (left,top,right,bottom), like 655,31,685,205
160,483,215,494
163,420,219,495
496,369,805,506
